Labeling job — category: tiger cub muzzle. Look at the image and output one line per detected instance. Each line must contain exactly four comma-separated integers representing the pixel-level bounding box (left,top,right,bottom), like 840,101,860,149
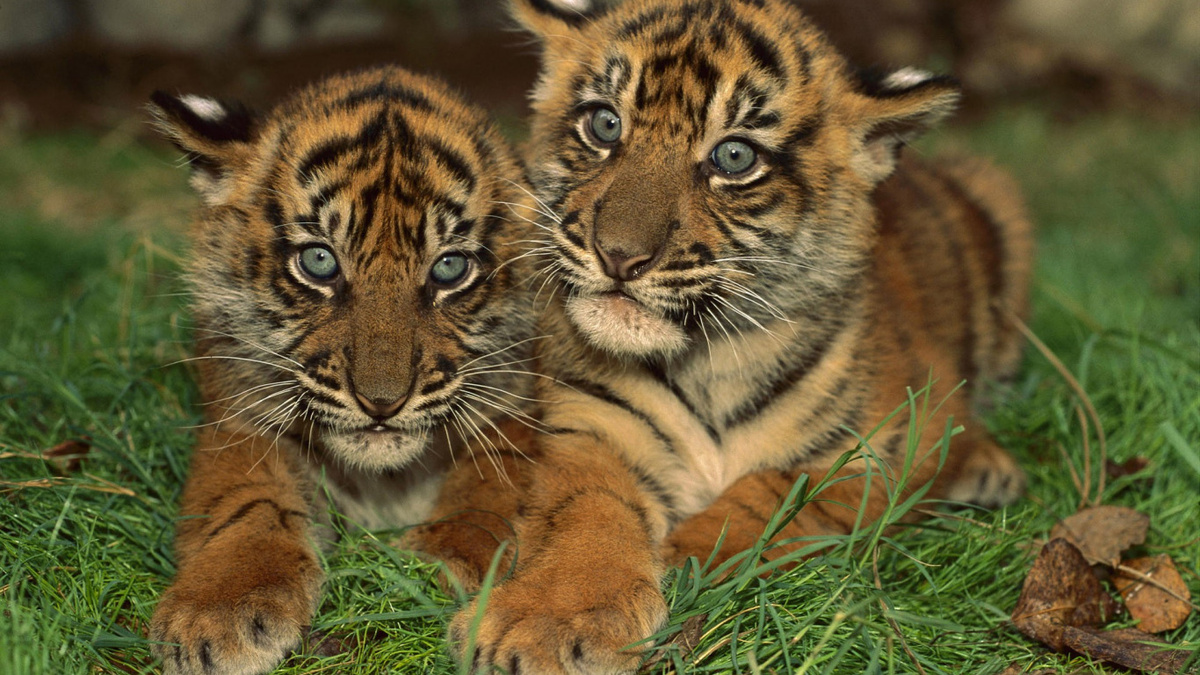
566,150,694,357
346,293,420,423
592,149,686,281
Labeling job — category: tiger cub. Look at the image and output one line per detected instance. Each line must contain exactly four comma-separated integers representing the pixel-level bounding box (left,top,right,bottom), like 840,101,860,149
148,66,538,675
452,0,1032,671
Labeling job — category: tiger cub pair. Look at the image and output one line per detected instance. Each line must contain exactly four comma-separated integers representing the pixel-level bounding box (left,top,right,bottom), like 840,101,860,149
151,0,1032,673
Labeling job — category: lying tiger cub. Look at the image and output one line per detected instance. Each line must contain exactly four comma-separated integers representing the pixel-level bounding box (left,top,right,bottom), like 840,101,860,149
148,66,539,675
453,0,1033,672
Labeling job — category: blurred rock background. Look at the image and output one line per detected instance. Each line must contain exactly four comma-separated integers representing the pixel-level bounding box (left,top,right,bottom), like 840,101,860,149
0,0,1197,133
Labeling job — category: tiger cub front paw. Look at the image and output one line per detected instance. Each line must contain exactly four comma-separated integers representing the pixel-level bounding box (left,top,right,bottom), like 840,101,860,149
150,541,322,675
450,568,668,675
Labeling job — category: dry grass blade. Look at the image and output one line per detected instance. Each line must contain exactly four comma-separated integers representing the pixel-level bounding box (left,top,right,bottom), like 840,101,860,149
1003,307,1108,505
0,476,137,497
1074,405,1091,511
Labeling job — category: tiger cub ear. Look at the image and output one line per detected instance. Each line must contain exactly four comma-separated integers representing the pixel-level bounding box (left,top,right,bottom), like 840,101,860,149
848,67,961,184
148,91,260,205
507,0,603,42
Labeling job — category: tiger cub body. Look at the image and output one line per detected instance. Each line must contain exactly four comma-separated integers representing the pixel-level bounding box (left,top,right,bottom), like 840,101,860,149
148,67,537,675
454,0,1032,671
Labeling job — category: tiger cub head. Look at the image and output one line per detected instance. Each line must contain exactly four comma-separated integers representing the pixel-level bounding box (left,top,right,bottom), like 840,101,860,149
151,67,533,471
510,0,960,360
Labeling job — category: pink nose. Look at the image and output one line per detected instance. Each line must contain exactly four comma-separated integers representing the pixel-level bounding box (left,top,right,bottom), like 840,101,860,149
595,242,654,281
354,392,407,420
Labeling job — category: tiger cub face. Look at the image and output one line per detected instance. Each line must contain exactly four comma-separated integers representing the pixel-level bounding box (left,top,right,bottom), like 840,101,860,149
151,67,532,471
512,0,960,360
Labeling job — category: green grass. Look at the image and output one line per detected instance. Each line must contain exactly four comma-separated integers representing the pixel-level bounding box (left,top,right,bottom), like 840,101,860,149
1,108,1197,674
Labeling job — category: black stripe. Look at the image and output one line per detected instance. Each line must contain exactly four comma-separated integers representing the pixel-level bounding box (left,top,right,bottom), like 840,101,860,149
907,171,980,387
336,80,435,112
939,177,1005,299
199,481,260,514
724,320,844,428
350,182,383,252
784,114,822,149
205,499,306,543
617,7,667,40
296,136,356,180
731,17,785,80
262,195,285,228
541,486,653,544
645,363,721,444
559,210,587,250
781,422,858,467
303,388,345,412
621,459,678,517
558,377,677,455
426,139,477,192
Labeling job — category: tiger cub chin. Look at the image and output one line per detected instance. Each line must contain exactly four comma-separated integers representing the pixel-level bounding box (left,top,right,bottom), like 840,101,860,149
148,66,538,675
452,0,1033,672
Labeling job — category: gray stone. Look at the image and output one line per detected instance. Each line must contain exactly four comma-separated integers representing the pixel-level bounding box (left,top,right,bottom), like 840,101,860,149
1006,0,1200,97
82,0,255,51
306,0,388,45
0,0,74,54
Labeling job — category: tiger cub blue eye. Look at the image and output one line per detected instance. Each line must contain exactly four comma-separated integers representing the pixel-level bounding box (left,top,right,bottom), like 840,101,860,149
589,107,622,144
431,253,469,286
298,246,339,280
711,140,757,175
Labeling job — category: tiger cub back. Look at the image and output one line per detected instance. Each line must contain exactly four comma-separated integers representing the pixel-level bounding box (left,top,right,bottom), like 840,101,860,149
148,66,538,675
451,0,1032,672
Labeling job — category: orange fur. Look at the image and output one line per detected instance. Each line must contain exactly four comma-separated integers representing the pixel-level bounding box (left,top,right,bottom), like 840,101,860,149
148,67,539,675
454,1,1033,672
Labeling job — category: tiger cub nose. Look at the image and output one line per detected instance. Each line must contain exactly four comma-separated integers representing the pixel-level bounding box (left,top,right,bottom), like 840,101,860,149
354,392,407,420
595,241,654,281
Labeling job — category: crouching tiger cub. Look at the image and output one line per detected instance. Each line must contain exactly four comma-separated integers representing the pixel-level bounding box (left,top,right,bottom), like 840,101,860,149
148,67,539,674
453,0,1033,671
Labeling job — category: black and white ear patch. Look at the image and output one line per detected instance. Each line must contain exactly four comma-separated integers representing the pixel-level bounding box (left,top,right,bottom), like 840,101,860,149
849,66,961,184
523,0,602,26
881,67,936,91
149,90,258,145
179,95,228,122
148,90,261,205
855,65,958,100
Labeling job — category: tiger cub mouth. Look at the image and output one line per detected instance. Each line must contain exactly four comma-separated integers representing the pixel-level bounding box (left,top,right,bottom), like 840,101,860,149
564,289,689,359
318,424,434,473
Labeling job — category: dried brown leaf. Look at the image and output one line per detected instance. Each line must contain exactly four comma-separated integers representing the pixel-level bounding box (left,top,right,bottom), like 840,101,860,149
1115,555,1193,633
41,438,91,474
1061,626,1192,674
1011,538,1120,651
1106,456,1150,480
1050,505,1149,567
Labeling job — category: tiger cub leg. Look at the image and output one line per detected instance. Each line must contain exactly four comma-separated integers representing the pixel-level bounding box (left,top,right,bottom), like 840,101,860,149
662,470,842,570
449,444,668,675
935,426,1026,509
151,429,320,675
664,429,1024,570
404,419,542,593
662,465,895,570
